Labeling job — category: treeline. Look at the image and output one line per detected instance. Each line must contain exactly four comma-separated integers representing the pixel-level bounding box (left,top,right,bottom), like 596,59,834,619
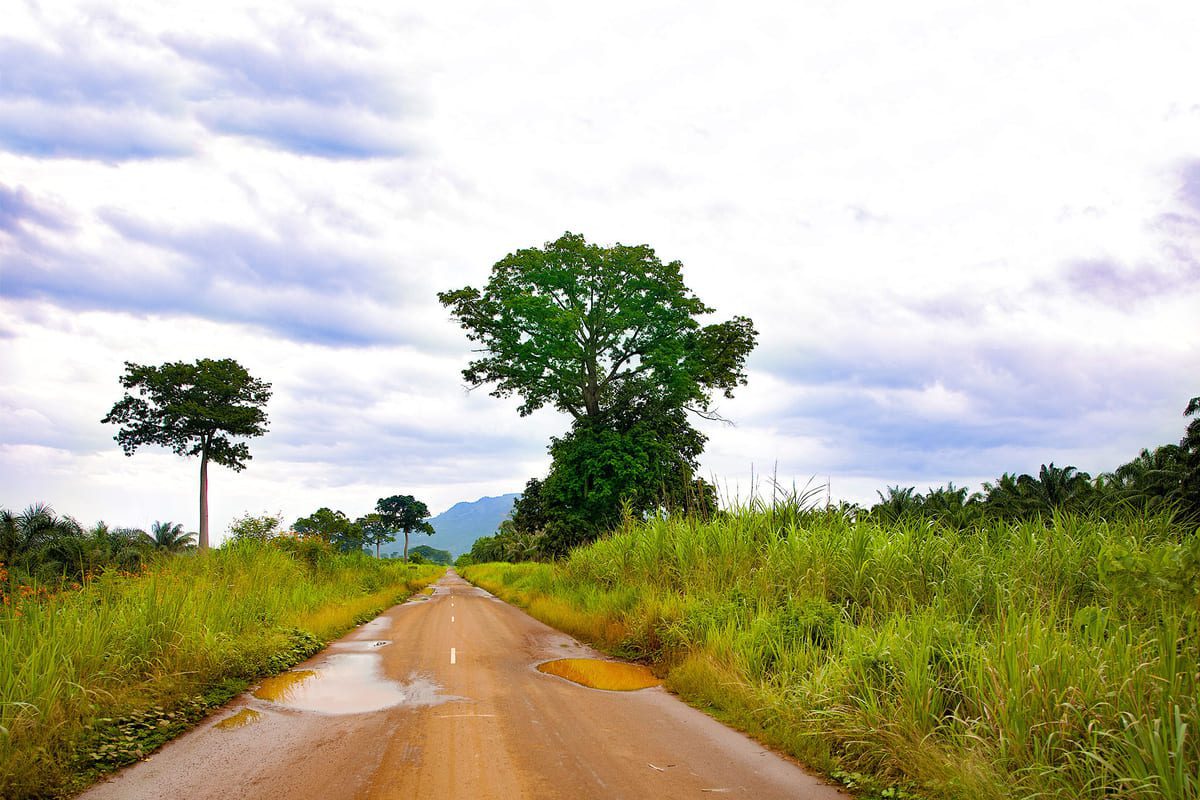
2,492,441,594
466,394,1200,563
868,447,1197,528
1,504,195,586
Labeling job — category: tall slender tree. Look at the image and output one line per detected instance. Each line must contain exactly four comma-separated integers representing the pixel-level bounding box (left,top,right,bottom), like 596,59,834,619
375,495,434,561
102,359,271,549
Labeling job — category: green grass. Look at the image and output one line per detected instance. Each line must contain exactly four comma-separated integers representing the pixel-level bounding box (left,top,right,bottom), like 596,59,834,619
463,510,1199,799
1,542,442,799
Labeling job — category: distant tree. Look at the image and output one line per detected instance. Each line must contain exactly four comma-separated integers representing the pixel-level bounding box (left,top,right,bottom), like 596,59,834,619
1100,445,1186,513
921,483,983,529
467,534,505,564
0,503,81,571
1016,463,1092,514
101,358,271,550
356,512,396,558
375,495,434,561
293,508,364,553
227,512,282,544
151,520,197,552
408,544,453,565
1182,394,1200,519
871,486,922,524
981,472,1026,519
38,521,152,580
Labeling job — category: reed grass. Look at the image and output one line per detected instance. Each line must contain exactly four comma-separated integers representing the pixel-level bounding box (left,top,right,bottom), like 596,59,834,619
1,542,442,798
464,510,1199,799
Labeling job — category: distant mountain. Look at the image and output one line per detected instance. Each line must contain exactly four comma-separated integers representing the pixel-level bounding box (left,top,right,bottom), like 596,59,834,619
382,493,518,558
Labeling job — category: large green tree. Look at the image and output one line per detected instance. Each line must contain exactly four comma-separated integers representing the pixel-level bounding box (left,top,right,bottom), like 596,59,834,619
102,359,271,550
438,232,757,421
539,393,710,554
375,495,434,560
439,233,756,553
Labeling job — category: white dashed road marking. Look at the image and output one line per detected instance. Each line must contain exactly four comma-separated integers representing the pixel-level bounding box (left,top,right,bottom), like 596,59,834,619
450,647,457,665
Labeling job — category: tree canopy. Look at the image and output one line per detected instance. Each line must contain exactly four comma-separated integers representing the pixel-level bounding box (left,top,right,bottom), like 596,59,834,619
101,358,271,549
438,232,757,421
293,508,364,553
356,512,396,559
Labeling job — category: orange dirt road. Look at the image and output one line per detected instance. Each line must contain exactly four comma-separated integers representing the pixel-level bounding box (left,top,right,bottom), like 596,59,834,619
82,570,849,800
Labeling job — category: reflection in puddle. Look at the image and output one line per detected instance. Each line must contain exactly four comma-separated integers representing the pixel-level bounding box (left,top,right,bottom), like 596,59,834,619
252,655,451,714
329,639,391,653
215,708,262,730
537,658,661,691
254,671,318,703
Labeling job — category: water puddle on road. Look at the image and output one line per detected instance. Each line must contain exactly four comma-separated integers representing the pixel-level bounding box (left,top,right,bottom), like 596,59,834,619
252,655,452,714
537,658,662,691
215,708,262,730
253,671,318,703
329,639,391,653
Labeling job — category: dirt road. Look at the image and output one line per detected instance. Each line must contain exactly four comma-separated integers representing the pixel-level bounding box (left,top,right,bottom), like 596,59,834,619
82,570,847,799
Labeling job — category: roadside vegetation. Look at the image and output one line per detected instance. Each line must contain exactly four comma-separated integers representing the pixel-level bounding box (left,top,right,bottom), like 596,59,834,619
464,505,1197,800
1,535,442,799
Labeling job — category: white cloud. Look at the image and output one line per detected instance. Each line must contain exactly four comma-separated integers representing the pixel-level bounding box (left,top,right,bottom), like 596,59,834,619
2,0,1199,532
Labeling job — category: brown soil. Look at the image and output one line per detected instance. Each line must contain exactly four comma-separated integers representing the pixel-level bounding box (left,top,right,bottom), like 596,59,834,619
80,570,848,800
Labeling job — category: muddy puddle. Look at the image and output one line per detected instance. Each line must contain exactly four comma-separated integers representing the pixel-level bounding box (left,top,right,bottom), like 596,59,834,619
328,639,392,653
252,654,452,714
537,658,661,691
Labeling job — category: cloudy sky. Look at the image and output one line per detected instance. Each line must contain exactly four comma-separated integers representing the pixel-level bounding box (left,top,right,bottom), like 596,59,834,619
2,1,1197,541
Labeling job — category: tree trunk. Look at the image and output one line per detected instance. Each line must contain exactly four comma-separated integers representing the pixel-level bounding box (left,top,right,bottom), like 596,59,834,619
403,531,409,561
199,447,209,550
376,540,380,559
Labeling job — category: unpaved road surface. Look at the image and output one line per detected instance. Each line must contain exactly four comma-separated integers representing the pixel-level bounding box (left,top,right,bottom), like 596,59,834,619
83,570,848,800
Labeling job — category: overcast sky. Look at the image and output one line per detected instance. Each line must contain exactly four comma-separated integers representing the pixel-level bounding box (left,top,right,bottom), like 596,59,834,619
2,1,1197,541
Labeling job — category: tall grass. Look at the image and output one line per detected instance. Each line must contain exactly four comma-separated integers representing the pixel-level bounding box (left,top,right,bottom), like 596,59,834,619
464,510,1199,799
1,542,442,798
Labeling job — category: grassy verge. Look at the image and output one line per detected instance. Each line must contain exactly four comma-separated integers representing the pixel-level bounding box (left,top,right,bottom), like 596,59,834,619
1,541,442,799
462,511,1199,800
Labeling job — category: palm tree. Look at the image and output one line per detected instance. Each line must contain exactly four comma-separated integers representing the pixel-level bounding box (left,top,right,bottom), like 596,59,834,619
922,483,983,529
871,486,922,523
0,503,82,568
1106,445,1185,508
1180,395,1200,520
982,472,1026,519
150,520,196,553
1016,463,1092,513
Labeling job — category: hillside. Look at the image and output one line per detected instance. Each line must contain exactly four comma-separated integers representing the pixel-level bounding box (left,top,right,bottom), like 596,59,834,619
383,493,517,558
